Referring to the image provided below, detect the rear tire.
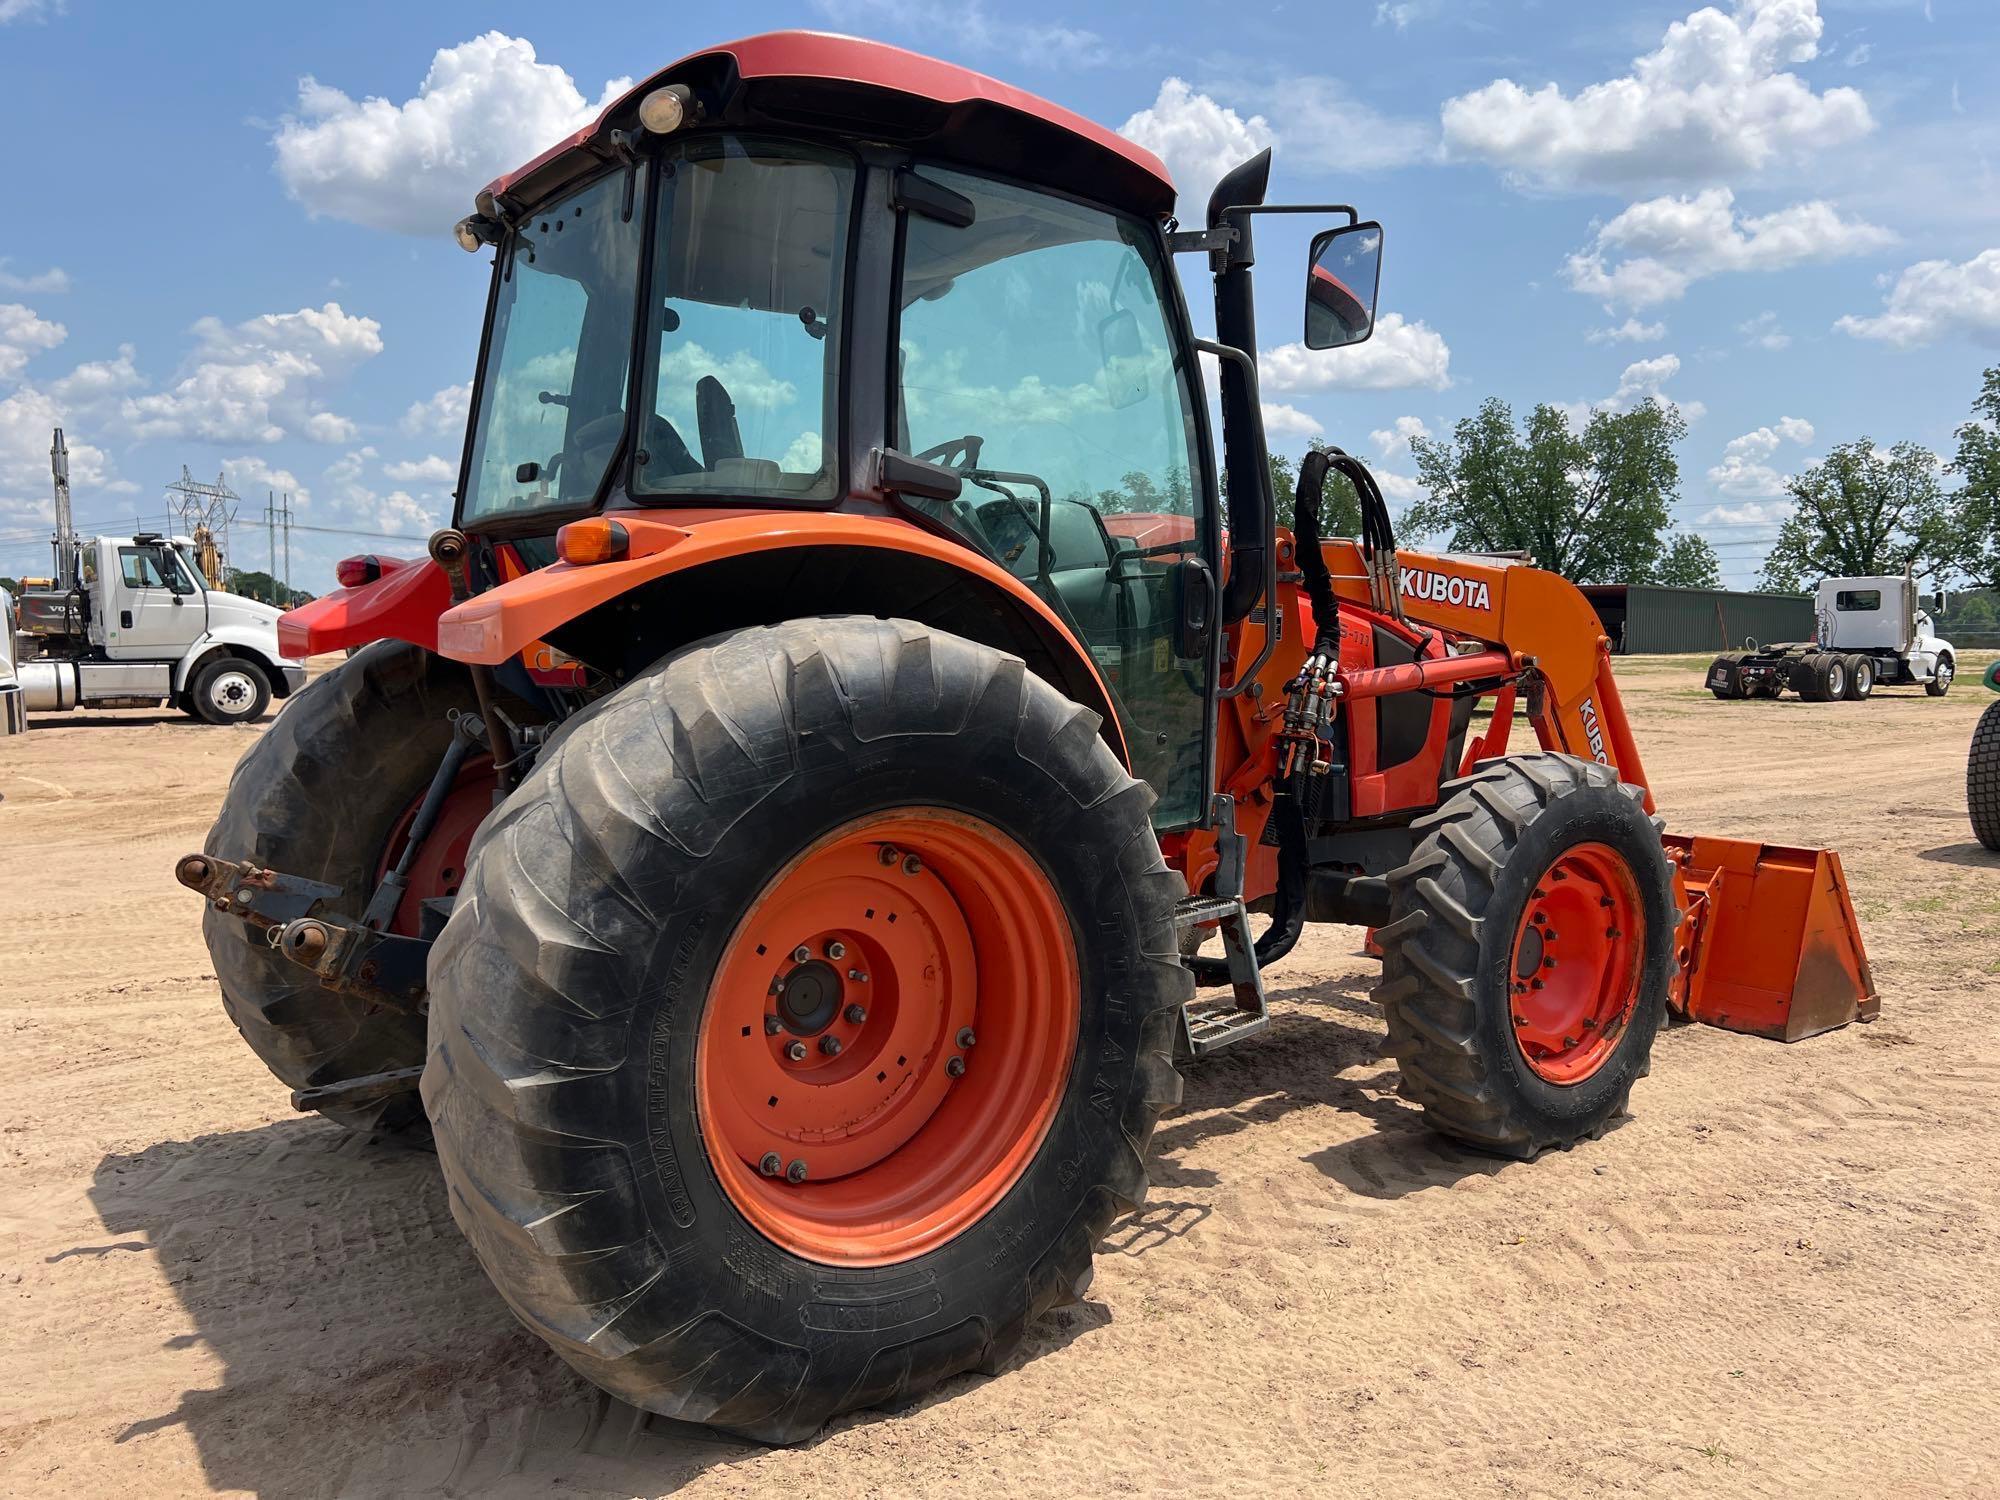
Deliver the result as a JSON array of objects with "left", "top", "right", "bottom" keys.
[
  {"left": 1375, "top": 754, "right": 1674, "bottom": 1159},
  {"left": 1970, "top": 699, "right": 2000, "bottom": 851},
  {"left": 1844, "top": 654, "right": 1874, "bottom": 701},
  {"left": 200, "top": 642, "right": 481, "bottom": 1134},
  {"left": 423, "top": 617, "right": 1188, "bottom": 1443},
  {"left": 1820, "top": 654, "right": 1848, "bottom": 702}
]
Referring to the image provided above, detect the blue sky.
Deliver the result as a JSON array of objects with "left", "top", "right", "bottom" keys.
[{"left": 1, "top": 0, "right": 1995, "bottom": 591}]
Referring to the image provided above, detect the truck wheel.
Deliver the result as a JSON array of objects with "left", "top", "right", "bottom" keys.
[
  {"left": 201, "top": 642, "right": 482, "bottom": 1134},
  {"left": 423, "top": 617, "right": 1188, "bottom": 1443},
  {"left": 1793, "top": 654, "right": 1826, "bottom": 701},
  {"left": 192, "top": 656, "right": 271, "bottom": 724},
  {"left": 1929, "top": 655, "right": 1955, "bottom": 697},
  {"left": 1970, "top": 699, "right": 2000, "bottom": 851},
  {"left": 1844, "top": 655, "right": 1874, "bottom": 701},
  {"left": 1819, "top": 654, "right": 1848, "bottom": 702},
  {"left": 1375, "top": 754, "right": 1674, "bottom": 1159}
]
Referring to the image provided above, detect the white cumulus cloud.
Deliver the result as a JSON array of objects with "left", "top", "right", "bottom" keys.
[
  {"left": 382, "top": 453, "right": 457, "bottom": 485},
  {"left": 1120, "top": 76, "right": 1429, "bottom": 211},
  {"left": 1370, "top": 415, "right": 1433, "bottom": 460},
  {"left": 1707, "top": 416, "right": 1814, "bottom": 496},
  {"left": 118, "top": 302, "right": 380, "bottom": 445},
  {"left": 0, "top": 303, "right": 66, "bottom": 382},
  {"left": 402, "top": 383, "right": 471, "bottom": 437},
  {"left": 1262, "top": 402, "right": 1324, "bottom": 440},
  {"left": 1259, "top": 314, "right": 1453, "bottom": 393},
  {"left": 0, "top": 261, "right": 69, "bottom": 295},
  {"left": 271, "top": 33, "right": 631, "bottom": 235},
  {"left": 1564, "top": 187, "right": 1895, "bottom": 309},
  {"left": 1587, "top": 318, "right": 1667, "bottom": 344},
  {"left": 1835, "top": 248, "right": 2000, "bottom": 348},
  {"left": 1442, "top": 0, "right": 1873, "bottom": 189}
]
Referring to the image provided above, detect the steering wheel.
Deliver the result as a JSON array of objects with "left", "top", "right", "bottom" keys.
[{"left": 914, "top": 434, "right": 984, "bottom": 470}]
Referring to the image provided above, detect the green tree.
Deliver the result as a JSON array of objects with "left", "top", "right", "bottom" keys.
[
  {"left": 1950, "top": 364, "right": 2000, "bottom": 588},
  {"left": 224, "top": 567, "right": 312, "bottom": 607},
  {"left": 1253, "top": 442, "right": 1361, "bottom": 536},
  {"left": 1756, "top": 438, "right": 1959, "bottom": 593},
  {"left": 1656, "top": 532, "right": 1722, "bottom": 589},
  {"left": 1404, "top": 397, "right": 1699, "bottom": 584},
  {"left": 0, "top": 577, "right": 18, "bottom": 598}
]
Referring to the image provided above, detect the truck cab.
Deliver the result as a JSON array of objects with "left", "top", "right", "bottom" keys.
[
  {"left": 1817, "top": 573, "right": 1955, "bottom": 692},
  {"left": 14, "top": 530, "right": 307, "bottom": 724}
]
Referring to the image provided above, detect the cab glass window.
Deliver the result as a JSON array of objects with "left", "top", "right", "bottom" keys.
[
  {"left": 118, "top": 547, "right": 170, "bottom": 590},
  {"left": 1836, "top": 589, "right": 1881, "bottom": 611},
  {"left": 461, "top": 170, "right": 646, "bottom": 525},
  {"left": 634, "top": 138, "right": 855, "bottom": 500},
  {"left": 893, "top": 167, "right": 1210, "bottom": 826}
]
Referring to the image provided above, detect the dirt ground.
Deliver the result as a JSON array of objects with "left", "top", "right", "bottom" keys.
[{"left": 2, "top": 653, "right": 1998, "bottom": 1499}]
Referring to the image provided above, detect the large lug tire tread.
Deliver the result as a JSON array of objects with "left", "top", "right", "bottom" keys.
[
  {"left": 1969, "top": 699, "right": 2000, "bottom": 851},
  {"left": 421, "top": 616, "right": 1189, "bottom": 1444},
  {"left": 200, "top": 642, "right": 481, "bottom": 1135},
  {"left": 1373, "top": 753, "right": 1676, "bottom": 1160}
]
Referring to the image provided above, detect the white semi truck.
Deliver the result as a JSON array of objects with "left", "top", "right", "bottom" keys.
[
  {"left": 1707, "top": 570, "right": 1955, "bottom": 702},
  {"left": 9, "top": 430, "right": 305, "bottom": 727}
]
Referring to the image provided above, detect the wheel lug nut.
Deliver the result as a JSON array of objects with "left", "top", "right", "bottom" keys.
[
  {"left": 827, "top": 940, "right": 846, "bottom": 960},
  {"left": 819, "top": 1035, "right": 842, "bottom": 1056},
  {"left": 759, "top": 1152, "right": 783, "bottom": 1177},
  {"left": 845, "top": 1004, "right": 868, "bottom": 1024},
  {"left": 848, "top": 969, "right": 866, "bottom": 982},
  {"left": 1531, "top": 978, "right": 1545, "bottom": 990},
  {"left": 785, "top": 1040, "right": 808, "bottom": 1062},
  {"left": 957, "top": 1027, "right": 976, "bottom": 1049},
  {"left": 764, "top": 1014, "right": 783, "bottom": 1035},
  {"left": 1532, "top": 912, "right": 1546, "bottom": 926},
  {"left": 792, "top": 945, "right": 811, "bottom": 964},
  {"left": 786, "top": 1159, "right": 809, "bottom": 1183},
  {"left": 1544, "top": 929, "right": 1558, "bottom": 942},
  {"left": 878, "top": 845, "right": 900, "bottom": 866},
  {"left": 946, "top": 1055, "right": 966, "bottom": 1078},
  {"left": 1543, "top": 957, "right": 1558, "bottom": 970},
  {"left": 902, "top": 854, "right": 922, "bottom": 876}
]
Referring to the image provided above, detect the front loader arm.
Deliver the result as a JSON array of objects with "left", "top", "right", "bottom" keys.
[{"left": 1320, "top": 541, "right": 1651, "bottom": 809}]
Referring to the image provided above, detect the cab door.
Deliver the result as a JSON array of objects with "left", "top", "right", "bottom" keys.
[
  {"left": 891, "top": 166, "right": 1217, "bottom": 829},
  {"left": 107, "top": 543, "right": 199, "bottom": 659}
]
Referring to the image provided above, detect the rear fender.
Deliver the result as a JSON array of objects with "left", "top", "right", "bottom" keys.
[
  {"left": 278, "top": 556, "right": 451, "bottom": 657},
  {"left": 436, "top": 512, "right": 1131, "bottom": 765}
]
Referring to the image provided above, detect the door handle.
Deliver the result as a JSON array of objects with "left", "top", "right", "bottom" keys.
[{"left": 121, "top": 610, "right": 133, "bottom": 629}]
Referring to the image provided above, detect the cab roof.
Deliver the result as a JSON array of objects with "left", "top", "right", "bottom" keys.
[{"left": 480, "top": 31, "right": 1176, "bottom": 221}]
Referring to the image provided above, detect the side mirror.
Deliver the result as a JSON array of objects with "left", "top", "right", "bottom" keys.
[
  {"left": 1933, "top": 590, "right": 1949, "bottom": 616},
  {"left": 1098, "top": 308, "right": 1149, "bottom": 411},
  {"left": 1169, "top": 556, "right": 1215, "bottom": 663},
  {"left": 1303, "top": 221, "right": 1383, "bottom": 350}
]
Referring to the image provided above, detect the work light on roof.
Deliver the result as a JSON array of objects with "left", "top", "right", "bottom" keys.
[{"left": 638, "top": 84, "right": 694, "bottom": 135}]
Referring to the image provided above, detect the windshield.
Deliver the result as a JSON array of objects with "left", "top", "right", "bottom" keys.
[
  {"left": 461, "top": 169, "right": 646, "bottom": 526},
  {"left": 635, "top": 137, "right": 854, "bottom": 500}
]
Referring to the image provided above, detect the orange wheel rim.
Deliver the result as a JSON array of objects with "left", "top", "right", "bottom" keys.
[
  {"left": 696, "top": 809, "right": 1080, "bottom": 1266},
  {"left": 1507, "top": 841, "right": 1644, "bottom": 1085}
]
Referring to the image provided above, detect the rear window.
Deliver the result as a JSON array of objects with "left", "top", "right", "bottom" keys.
[{"left": 1835, "top": 589, "right": 1881, "bottom": 611}]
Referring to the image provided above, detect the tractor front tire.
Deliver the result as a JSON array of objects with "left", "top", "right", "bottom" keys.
[
  {"left": 200, "top": 641, "right": 481, "bottom": 1135},
  {"left": 1375, "top": 754, "right": 1675, "bottom": 1159},
  {"left": 423, "top": 617, "right": 1188, "bottom": 1443},
  {"left": 1970, "top": 699, "right": 2000, "bottom": 850}
]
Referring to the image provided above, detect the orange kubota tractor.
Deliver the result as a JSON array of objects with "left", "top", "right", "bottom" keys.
[{"left": 178, "top": 33, "right": 1876, "bottom": 1442}]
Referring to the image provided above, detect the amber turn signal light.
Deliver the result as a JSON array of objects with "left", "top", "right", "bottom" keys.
[{"left": 556, "top": 518, "right": 630, "bottom": 565}]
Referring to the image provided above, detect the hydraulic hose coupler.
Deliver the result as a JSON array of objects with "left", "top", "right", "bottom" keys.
[{"left": 428, "top": 528, "right": 473, "bottom": 605}]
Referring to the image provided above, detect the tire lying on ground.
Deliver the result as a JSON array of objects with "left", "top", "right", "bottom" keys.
[
  {"left": 1375, "top": 754, "right": 1675, "bottom": 1159},
  {"left": 201, "top": 641, "right": 481, "bottom": 1135},
  {"left": 423, "top": 617, "right": 1189, "bottom": 1443},
  {"left": 1970, "top": 698, "right": 2000, "bottom": 851}
]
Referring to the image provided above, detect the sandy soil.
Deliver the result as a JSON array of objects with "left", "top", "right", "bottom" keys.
[{"left": 2, "top": 654, "right": 1997, "bottom": 1499}]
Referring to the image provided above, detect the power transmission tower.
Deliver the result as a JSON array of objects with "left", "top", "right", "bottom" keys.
[{"left": 165, "top": 466, "right": 241, "bottom": 589}]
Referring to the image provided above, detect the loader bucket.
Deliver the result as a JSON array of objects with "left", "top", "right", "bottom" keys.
[{"left": 1662, "top": 834, "right": 1878, "bottom": 1041}]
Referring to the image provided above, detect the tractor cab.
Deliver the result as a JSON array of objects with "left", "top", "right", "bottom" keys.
[{"left": 427, "top": 33, "right": 1380, "bottom": 833}]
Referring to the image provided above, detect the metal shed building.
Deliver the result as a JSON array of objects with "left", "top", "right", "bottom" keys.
[{"left": 1580, "top": 584, "right": 1814, "bottom": 656}]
